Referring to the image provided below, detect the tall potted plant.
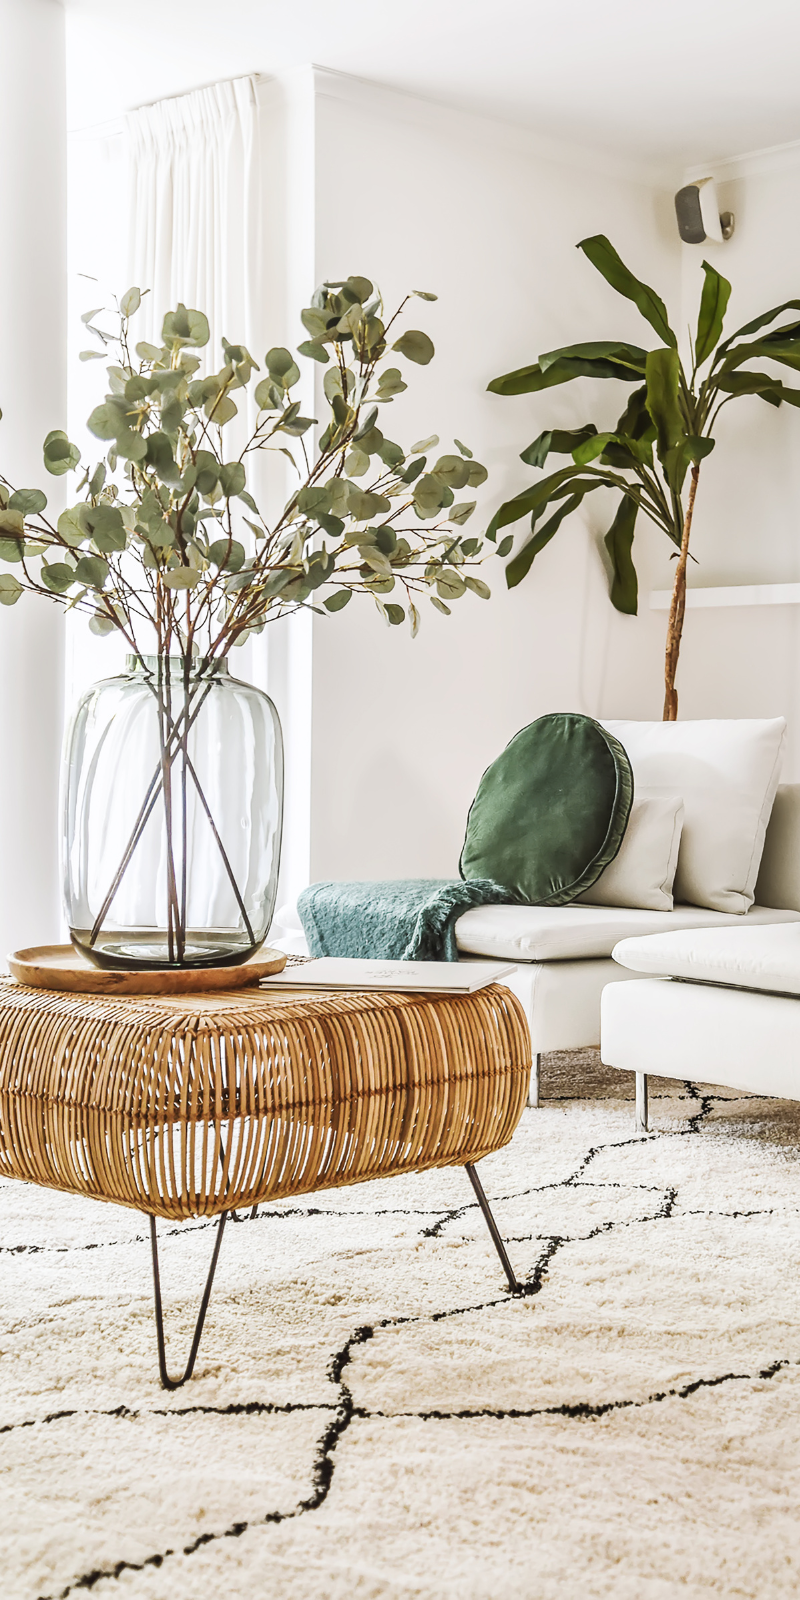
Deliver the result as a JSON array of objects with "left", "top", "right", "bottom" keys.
[
  {"left": 486, "top": 237, "right": 800, "bottom": 718},
  {"left": 0, "top": 276, "right": 491, "bottom": 969}
]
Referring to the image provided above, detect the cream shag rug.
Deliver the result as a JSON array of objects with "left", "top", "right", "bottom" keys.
[{"left": 3, "top": 1051, "right": 800, "bottom": 1600}]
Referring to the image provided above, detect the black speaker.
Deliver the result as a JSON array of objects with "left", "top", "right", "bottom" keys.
[
  {"left": 675, "top": 184, "right": 706, "bottom": 244},
  {"left": 674, "top": 178, "right": 734, "bottom": 244}
]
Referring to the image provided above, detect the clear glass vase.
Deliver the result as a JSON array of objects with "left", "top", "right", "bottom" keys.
[{"left": 63, "top": 655, "right": 283, "bottom": 970}]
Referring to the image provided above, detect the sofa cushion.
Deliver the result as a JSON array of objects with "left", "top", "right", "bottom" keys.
[
  {"left": 460, "top": 712, "right": 633, "bottom": 905},
  {"left": 453, "top": 901, "right": 800, "bottom": 963},
  {"left": 577, "top": 793, "right": 684, "bottom": 912},
  {"left": 601, "top": 718, "right": 786, "bottom": 915},
  {"left": 611, "top": 919, "right": 800, "bottom": 996}
]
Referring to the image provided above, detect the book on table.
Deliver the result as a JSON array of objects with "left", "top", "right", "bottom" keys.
[{"left": 259, "top": 958, "right": 516, "bottom": 994}]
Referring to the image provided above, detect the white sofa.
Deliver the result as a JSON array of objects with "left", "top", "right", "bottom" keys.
[
  {"left": 602, "top": 916, "right": 800, "bottom": 1132},
  {"left": 271, "top": 781, "right": 800, "bottom": 1107}
]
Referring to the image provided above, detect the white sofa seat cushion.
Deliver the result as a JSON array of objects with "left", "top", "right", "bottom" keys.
[
  {"left": 454, "top": 901, "right": 800, "bottom": 963},
  {"left": 602, "top": 718, "right": 786, "bottom": 914},
  {"left": 612, "top": 920, "right": 800, "bottom": 997}
]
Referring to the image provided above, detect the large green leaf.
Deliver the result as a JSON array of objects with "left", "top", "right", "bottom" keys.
[
  {"left": 718, "top": 299, "right": 800, "bottom": 354},
  {"left": 645, "top": 347, "right": 683, "bottom": 466},
  {"left": 488, "top": 351, "right": 644, "bottom": 397},
  {"left": 720, "top": 337, "right": 800, "bottom": 375},
  {"left": 485, "top": 464, "right": 586, "bottom": 539},
  {"left": 578, "top": 235, "right": 677, "bottom": 348},
  {"left": 520, "top": 425, "right": 598, "bottom": 468},
  {"left": 715, "top": 370, "right": 784, "bottom": 406},
  {"left": 603, "top": 495, "right": 638, "bottom": 614},
  {"left": 505, "top": 492, "right": 590, "bottom": 589},
  {"left": 539, "top": 340, "right": 647, "bottom": 375},
  {"left": 695, "top": 261, "right": 732, "bottom": 367}
]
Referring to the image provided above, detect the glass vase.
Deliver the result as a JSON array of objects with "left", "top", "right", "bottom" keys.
[{"left": 63, "top": 655, "right": 283, "bottom": 970}]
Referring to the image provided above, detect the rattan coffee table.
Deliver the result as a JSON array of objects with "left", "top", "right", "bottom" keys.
[{"left": 0, "top": 977, "right": 530, "bottom": 1387}]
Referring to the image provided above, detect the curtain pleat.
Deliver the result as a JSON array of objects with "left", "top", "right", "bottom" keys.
[{"left": 126, "top": 76, "right": 261, "bottom": 367}]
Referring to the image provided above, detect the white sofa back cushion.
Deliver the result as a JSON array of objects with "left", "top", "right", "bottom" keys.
[
  {"left": 576, "top": 792, "right": 684, "bottom": 912},
  {"left": 601, "top": 718, "right": 786, "bottom": 914}
]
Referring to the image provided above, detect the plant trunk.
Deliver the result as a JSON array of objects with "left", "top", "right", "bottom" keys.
[{"left": 662, "top": 462, "right": 700, "bottom": 721}]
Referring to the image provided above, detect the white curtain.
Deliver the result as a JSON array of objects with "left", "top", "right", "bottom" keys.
[{"left": 126, "top": 76, "right": 262, "bottom": 363}]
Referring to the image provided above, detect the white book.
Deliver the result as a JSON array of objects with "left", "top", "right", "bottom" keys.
[{"left": 260, "top": 957, "right": 515, "bottom": 994}]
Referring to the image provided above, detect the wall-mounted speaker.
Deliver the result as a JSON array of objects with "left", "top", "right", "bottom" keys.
[{"left": 675, "top": 177, "right": 734, "bottom": 244}]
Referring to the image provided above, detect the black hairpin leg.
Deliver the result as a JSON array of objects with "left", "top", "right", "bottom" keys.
[
  {"left": 465, "top": 1162, "right": 521, "bottom": 1293},
  {"left": 149, "top": 1210, "right": 229, "bottom": 1390}
]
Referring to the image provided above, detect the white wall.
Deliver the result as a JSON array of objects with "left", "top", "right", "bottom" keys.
[
  {"left": 0, "top": 0, "right": 67, "bottom": 953},
  {"left": 305, "top": 71, "right": 682, "bottom": 882}
]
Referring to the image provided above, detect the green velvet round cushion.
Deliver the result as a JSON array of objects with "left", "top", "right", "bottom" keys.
[{"left": 459, "top": 713, "right": 633, "bottom": 905}]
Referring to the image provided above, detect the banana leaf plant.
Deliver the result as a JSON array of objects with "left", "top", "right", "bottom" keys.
[{"left": 487, "top": 236, "right": 800, "bottom": 718}]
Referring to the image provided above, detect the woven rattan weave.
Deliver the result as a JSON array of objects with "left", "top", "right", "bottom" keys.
[
  {"left": 0, "top": 977, "right": 530, "bottom": 1385},
  {"left": 0, "top": 978, "right": 530, "bottom": 1218}
]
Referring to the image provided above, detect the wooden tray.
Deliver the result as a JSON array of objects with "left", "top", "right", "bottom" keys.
[{"left": 7, "top": 944, "right": 287, "bottom": 996}]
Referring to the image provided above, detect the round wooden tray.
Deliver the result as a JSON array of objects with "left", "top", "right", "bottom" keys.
[{"left": 7, "top": 944, "right": 287, "bottom": 996}]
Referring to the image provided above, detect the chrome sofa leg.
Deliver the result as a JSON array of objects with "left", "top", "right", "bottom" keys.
[
  {"left": 635, "top": 1072, "right": 649, "bottom": 1133},
  {"left": 527, "top": 1053, "right": 540, "bottom": 1108}
]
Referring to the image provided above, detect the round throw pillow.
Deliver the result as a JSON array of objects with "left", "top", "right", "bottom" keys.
[{"left": 459, "top": 713, "right": 633, "bottom": 905}]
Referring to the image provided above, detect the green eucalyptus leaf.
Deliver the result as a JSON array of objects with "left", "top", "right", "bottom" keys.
[
  {"left": 430, "top": 595, "right": 451, "bottom": 615},
  {"left": 206, "top": 392, "right": 238, "bottom": 426},
  {"left": 0, "top": 573, "right": 23, "bottom": 605},
  {"left": 448, "top": 501, "right": 476, "bottom": 525},
  {"left": 297, "top": 340, "right": 329, "bottom": 364},
  {"left": 399, "top": 456, "right": 426, "bottom": 485},
  {"left": 57, "top": 506, "right": 89, "bottom": 547},
  {"left": 464, "top": 576, "right": 490, "bottom": 599},
  {"left": 376, "top": 367, "right": 407, "bottom": 398},
  {"left": 145, "top": 431, "right": 181, "bottom": 484},
  {"left": 89, "top": 463, "right": 106, "bottom": 499},
  {"left": 346, "top": 486, "right": 391, "bottom": 520},
  {"left": 392, "top": 329, "right": 434, "bottom": 365},
  {"left": 466, "top": 461, "right": 488, "bottom": 488},
  {"left": 208, "top": 537, "right": 245, "bottom": 572},
  {"left": 89, "top": 611, "right": 116, "bottom": 635},
  {"left": 218, "top": 461, "right": 246, "bottom": 497},
  {"left": 85, "top": 504, "right": 126, "bottom": 552},
  {"left": 162, "top": 305, "right": 210, "bottom": 349},
  {"left": 432, "top": 454, "right": 469, "bottom": 489},
  {"left": 345, "top": 449, "right": 370, "bottom": 478},
  {"left": 74, "top": 554, "right": 109, "bottom": 589},
  {"left": 454, "top": 438, "right": 473, "bottom": 458},
  {"left": 8, "top": 488, "right": 47, "bottom": 516},
  {"left": 412, "top": 290, "right": 437, "bottom": 302},
  {"left": 162, "top": 565, "right": 203, "bottom": 589},
  {"left": 43, "top": 430, "right": 81, "bottom": 476},
  {"left": 120, "top": 286, "right": 142, "bottom": 317},
  {"left": 497, "top": 535, "right": 513, "bottom": 557},
  {"left": 385, "top": 603, "right": 405, "bottom": 624},
  {"left": 79, "top": 350, "right": 105, "bottom": 362},
  {"left": 41, "top": 561, "right": 76, "bottom": 593},
  {"left": 266, "top": 347, "right": 301, "bottom": 388}
]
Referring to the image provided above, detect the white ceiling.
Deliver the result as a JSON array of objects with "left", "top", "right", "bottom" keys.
[{"left": 64, "top": 0, "right": 800, "bottom": 174}]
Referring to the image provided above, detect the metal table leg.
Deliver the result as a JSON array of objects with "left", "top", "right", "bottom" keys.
[{"left": 149, "top": 1211, "right": 229, "bottom": 1390}]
